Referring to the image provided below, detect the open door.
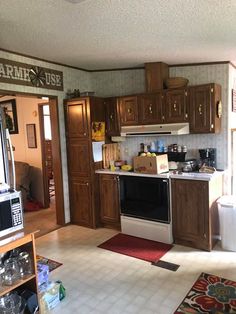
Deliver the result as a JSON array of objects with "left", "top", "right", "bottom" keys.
[{"left": 39, "top": 97, "right": 65, "bottom": 225}]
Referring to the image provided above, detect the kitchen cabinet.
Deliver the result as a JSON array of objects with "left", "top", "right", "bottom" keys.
[
  {"left": 65, "top": 98, "right": 89, "bottom": 138},
  {"left": 0, "top": 232, "right": 39, "bottom": 307},
  {"left": 99, "top": 174, "right": 120, "bottom": 229},
  {"left": 70, "top": 177, "right": 93, "bottom": 227},
  {"left": 145, "top": 62, "right": 169, "bottom": 92},
  {"left": 139, "top": 93, "right": 163, "bottom": 124},
  {"left": 164, "top": 88, "right": 188, "bottom": 123},
  {"left": 104, "top": 97, "right": 120, "bottom": 136},
  {"left": 119, "top": 96, "right": 139, "bottom": 126},
  {"left": 64, "top": 97, "right": 105, "bottom": 228},
  {"left": 189, "top": 83, "right": 222, "bottom": 133},
  {"left": 171, "top": 175, "right": 223, "bottom": 251},
  {"left": 67, "top": 139, "right": 91, "bottom": 177}
]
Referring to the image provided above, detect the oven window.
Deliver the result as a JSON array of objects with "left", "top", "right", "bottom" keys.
[
  {"left": 120, "top": 176, "right": 170, "bottom": 223},
  {"left": 0, "top": 199, "right": 13, "bottom": 230}
]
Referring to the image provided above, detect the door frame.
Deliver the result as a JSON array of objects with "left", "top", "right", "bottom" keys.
[
  {"left": 38, "top": 102, "right": 50, "bottom": 209},
  {"left": 0, "top": 89, "right": 65, "bottom": 225}
]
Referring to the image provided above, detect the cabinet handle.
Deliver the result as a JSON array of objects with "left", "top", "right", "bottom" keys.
[
  {"left": 86, "top": 182, "right": 89, "bottom": 186},
  {"left": 185, "top": 113, "right": 188, "bottom": 119},
  {"left": 127, "top": 108, "right": 132, "bottom": 114},
  {"left": 185, "top": 91, "right": 188, "bottom": 96},
  {"left": 162, "top": 115, "right": 165, "bottom": 121},
  {"left": 84, "top": 132, "right": 87, "bottom": 136},
  {"left": 211, "top": 124, "right": 214, "bottom": 129},
  {"left": 198, "top": 104, "right": 202, "bottom": 115},
  {"left": 173, "top": 103, "right": 177, "bottom": 111},
  {"left": 149, "top": 104, "right": 153, "bottom": 114},
  {"left": 203, "top": 233, "right": 206, "bottom": 239},
  {"left": 110, "top": 114, "right": 113, "bottom": 120}
]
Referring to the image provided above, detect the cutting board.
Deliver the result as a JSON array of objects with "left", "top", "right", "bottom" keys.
[{"left": 102, "top": 143, "right": 120, "bottom": 169}]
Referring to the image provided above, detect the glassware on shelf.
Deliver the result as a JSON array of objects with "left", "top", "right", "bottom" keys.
[
  {"left": 0, "top": 293, "right": 26, "bottom": 314},
  {"left": 3, "top": 258, "right": 20, "bottom": 286},
  {"left": 0, "top": 265, "right": 5, "bottom": 287},
  {"left": 18, "top": 252, "right": 33, "bottom": 278}
]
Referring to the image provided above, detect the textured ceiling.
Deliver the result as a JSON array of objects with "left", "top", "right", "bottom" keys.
[{"left": 0, "top": 0, "right": 236, "bottom": 70}]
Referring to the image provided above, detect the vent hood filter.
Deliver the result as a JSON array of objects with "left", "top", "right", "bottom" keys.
[{"left": 120, "top": 123, "right": 189, "bottom": 137}]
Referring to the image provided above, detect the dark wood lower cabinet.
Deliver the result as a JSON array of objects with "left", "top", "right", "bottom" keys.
[
  {"left": 70, "top": 177, "right": 93, "bottom": 228},
  {"left": 99, "top": 174, "right": 120, "bottom": 229},
  {"left": 171, "top": 176, "right": 223, "bottom": 251}
]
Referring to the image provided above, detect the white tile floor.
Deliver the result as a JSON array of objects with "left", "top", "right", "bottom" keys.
[{"left": 36, "top": 225, "right": 236, "bottom": 314}]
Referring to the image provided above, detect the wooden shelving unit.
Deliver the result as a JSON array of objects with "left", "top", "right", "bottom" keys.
[{"left": 0, "top": 232, "right": 39, "bottom": 307}]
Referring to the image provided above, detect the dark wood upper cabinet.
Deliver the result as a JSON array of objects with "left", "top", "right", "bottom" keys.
[
  {"left": 65, "top": 98, "right": 89, "bottom": 138},
  {"left": 139, "top": 93, "right": 163, "bottom": 124},
  {"left": 164, "top": 89, "right": 188, "bottom": 123},
  {"left": 189, "top": 83, "right": 222, "bottom": 133},
  {"left": 99, "top": 174, "right": 120, "bottom": 228},
  {"left": 105, "top": 97, "right": 120, "bottom": 136},
  {"left": 119, "top": 96, "right": 139, "bottom": 126},
  {"left": 145, "top": 62, "right": 169, "bottom": 92}
]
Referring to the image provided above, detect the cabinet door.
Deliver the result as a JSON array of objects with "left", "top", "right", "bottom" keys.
[
  {"left": 189, "top": 85, "right": 212, "bottom": 133},
  {"left": 70, "top": 177, "right": 93, "bottom": 227},
  {"left": 99, "top": 174, "right": 120, "bottom": 226},
  {"left": 172, "top": 179, "right": 209, "bottom": 250},
  {"left": 165, "top": 89, "right": 188, "bottom": 123},
  {"left": 119, "top": 96, "right": 139, "bottom": 126},
  {"left": 67, "top": 139, "right": 91, "bottom": 177},
  {"left": 65, "top": 99, "right": 89, "bottom": 138},
  {"left": 105, "top": 98, "right": 120, "bottom": 136},
  {"left": 139, "top": 93, "right": 163, "bottom": 124}
]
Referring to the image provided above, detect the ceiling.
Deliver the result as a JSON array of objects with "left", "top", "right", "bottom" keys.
[{"left": 1, "top": 0, "right": 236, "bottom": 70}]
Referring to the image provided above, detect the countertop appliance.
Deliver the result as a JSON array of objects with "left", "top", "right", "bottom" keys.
[
  {"left": 199, "top": 148, "right": 216, "bottom": 168},
  {"left": 0, "top": 108, "right": 23, "bottom": 237}
]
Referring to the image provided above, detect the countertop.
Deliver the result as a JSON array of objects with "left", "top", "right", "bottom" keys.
[{"left": 95, "top": 169, "right": 224, "bottom": 181}]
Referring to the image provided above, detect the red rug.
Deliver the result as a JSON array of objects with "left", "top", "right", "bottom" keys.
[
  {"left": 98, "top": 233, "right": 172, "bottom": 262},
  {"left": 175, "top": 272, "right": 236, "bottom": 313}
]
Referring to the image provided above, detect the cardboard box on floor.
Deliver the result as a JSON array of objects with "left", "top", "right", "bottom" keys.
[{"left": 133, "top": 154, "right": 169, "bottom": 174}]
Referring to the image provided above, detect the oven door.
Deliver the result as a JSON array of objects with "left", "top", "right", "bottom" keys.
[{"left": 120, "top": 176, "right": 170, "bottom": 223}]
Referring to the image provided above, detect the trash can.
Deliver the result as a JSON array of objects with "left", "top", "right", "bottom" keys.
[{"left": 217, "top": 195, "right": 236, "bottom": 251}]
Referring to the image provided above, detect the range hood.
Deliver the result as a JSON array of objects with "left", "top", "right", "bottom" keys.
[{"left": 120, "top": 122, "right": 189, "bottom": 137}]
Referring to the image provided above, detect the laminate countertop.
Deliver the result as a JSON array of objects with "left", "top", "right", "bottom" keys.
[{"left": 95, "top": 169, "right": 225, "bottom": 181}]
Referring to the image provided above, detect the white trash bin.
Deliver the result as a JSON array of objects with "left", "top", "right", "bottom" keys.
[{"left": 217, "top": 195, "right": 236, "bottom": 251}]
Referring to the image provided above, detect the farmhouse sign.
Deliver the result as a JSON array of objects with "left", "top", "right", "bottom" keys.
[{"left": 0, "top": 58, "right": 63, "bottom": 91}]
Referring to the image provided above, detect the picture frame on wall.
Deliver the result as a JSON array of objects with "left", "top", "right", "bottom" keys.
[
  {"left": 26, "top": 124, "right": 37, "bottom": 148},
  {"left": 0, "top": 99, "right": 19, "bottom": 134},
  {"left": 232, "top": 89, "right": 236, "bottom": 113}
]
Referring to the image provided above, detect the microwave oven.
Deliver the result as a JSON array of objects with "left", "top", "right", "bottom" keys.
[{"left": 0, "top": 190, "right": 23, "bottom": 238}]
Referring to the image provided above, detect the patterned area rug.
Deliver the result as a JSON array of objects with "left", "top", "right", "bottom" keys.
[
  {"left": 175, "top": 272, "right": 236, "bottom": 313},
  {"left": 36, "top": 255, "right": 63, "bottom": 272}
]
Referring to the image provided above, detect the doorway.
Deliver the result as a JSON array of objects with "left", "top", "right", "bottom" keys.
[
  {"left": 232, "top": 130, "right": 236, "bottom": 195},
  {"left": 0, "top": 91, "right": 65, "bottom": 237}
]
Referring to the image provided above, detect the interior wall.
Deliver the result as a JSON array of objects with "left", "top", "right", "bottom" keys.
[
  {"left": 0, "top": 50, "right": 92, "bottom": 223},
  {"left": 0, "top": 95, "right": 48, "bottom": 203}
]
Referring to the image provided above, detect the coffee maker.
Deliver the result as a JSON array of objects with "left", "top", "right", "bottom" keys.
[{"left": 199, "top": 148, "right": 216, "bottom": 168}]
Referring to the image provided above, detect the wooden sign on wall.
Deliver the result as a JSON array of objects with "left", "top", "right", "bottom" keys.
[{"left": 0, "top": 58, "right": 63, "bottom": 91}]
